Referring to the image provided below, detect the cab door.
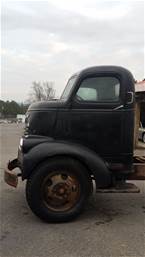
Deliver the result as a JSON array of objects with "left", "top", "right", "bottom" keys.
[{"left": 69, "top": 74, "right": 125, "bottom": 159}]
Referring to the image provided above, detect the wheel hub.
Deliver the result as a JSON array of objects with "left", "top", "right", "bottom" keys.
[{"left": 42, "top": 172, "right": 80, "bottom": 212}]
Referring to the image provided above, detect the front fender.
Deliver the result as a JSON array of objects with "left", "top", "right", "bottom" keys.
[{"left": 20, "top": 138, "right": 111, "bottom": 188}]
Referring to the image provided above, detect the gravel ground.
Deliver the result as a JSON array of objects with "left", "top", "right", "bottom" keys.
[{"left": 0, "top": 123, "right": 145, "bottom": 257}]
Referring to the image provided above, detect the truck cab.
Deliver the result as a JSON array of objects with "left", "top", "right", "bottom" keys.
[{"left": 5, "top": 66, "right": 145, "bottom": 222}]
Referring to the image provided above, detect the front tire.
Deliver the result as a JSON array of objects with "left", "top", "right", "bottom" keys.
[{"left": 26, "top": 157, "right": 92, "bottom": 222}]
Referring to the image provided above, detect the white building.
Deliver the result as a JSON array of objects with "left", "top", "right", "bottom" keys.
[{"left": 17, "top": 114, "right": 25, "bottom": 123}]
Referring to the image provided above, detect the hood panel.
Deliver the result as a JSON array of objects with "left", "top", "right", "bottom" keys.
[
  {"left": 26, "top": 100, "right": 68, "bottom": 137},
  {"left": 28, "top": 99, "right": 67, "bottom": 111},
  {"left": 26, "top": 110, "right": 57, "bottom": 137}
]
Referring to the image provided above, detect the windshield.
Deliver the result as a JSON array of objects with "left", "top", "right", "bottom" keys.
[{"left": 61, "top": 76, "right": 77, "bottom": 100}]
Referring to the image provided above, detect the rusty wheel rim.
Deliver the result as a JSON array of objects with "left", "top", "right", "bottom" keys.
[{"left": 41, "top": 171, "right": 80, "bottom": 212}]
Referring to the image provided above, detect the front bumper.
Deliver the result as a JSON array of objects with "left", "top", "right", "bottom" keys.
[{"left": 4, "top": 159, "right": 21, "bottom": 188}]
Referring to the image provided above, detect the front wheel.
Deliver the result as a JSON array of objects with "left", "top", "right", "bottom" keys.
[{"left": 26, "top": 157, "right": 92, "bottom": 222}]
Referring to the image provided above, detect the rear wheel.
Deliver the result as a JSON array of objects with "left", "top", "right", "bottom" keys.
[{"left": 26, "top": 157, "right": 92, "bottom": 222}]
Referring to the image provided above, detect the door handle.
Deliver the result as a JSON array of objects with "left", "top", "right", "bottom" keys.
[{"left": 114, "top": 105, "right": 124, "bottom": 110}]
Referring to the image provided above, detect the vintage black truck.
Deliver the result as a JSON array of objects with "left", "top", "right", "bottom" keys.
[{"left": 4, "top": 66, "right": 145, "bottom": 222}]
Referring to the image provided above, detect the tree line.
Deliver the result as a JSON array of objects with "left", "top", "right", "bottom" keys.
[{"left": 0, "top": 100, "right": 28, "bottom": 118}]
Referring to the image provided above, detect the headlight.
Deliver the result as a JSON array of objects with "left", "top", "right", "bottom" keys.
[{"left": 20, "top": 138, "right": 23, "bottom": 148}]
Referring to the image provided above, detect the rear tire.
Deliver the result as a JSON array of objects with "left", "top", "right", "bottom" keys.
[{"left": 26, "top": 157, "right": 92, "bottom": 222}]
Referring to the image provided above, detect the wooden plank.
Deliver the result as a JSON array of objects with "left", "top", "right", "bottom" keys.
[{"left": 128, "top": 163, "right": 145, "bottom": 180}]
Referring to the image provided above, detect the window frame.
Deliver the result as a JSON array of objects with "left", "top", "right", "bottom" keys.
[
  {"left": 61, "top": 75, "right": 78, "bottom": 100},
  {"left": 71, "top": 72, "right": 124, "bottom": 109}
]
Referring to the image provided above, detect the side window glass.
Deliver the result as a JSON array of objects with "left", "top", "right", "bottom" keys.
[
  {"left": 77, "top": 88, "right": 97, "bottom": 101},
  {"left": 76, "top": 77, "right": 120, "bottom": 102}
]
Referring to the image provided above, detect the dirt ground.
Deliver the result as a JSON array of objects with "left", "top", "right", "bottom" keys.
[{"left": 0, "top": 124, "right": 145, "bottom": 257}]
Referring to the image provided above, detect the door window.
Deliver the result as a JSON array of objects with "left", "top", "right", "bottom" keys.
[{"left": 76, "top": 77, "right": 120, "bottom": 102}]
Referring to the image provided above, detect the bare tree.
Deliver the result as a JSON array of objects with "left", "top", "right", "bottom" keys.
[
  {"left": 29, "top": 81, "right": 55, "bottom": 102},
  {"left": 42, "top": 81, "right": 55, "bottom": 100}
]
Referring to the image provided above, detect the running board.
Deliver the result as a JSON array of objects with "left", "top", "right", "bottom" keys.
[{"left": 96, "top": 183, "right": 140, "bottom": 193}]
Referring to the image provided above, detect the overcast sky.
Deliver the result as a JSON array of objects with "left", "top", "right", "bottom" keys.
[{"left": 1, "top": 0, "right": 144, "bottom": 102}]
